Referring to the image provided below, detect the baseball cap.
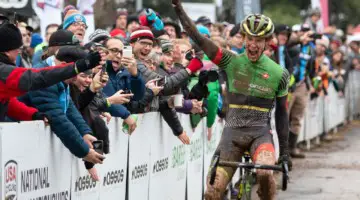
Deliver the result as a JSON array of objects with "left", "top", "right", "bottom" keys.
[
  {"left": 48, "top": 30, "right": 80, "bottom": 47},
  {"left": 196, "top": 16, "right": 212, "bottom": 26}
]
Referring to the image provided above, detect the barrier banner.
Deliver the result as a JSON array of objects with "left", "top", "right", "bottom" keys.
[
  {"left": 71, "top": 156, "right": 100, "bottom": 200},
  {"left": 148, "top": 114, "right": 171, "bottom": 200},
  {"left": 98, "top": 118, "right": 128, "bottom": 200},
  {"left": 203, "top": 118, "right": 223, "bottom": 193},
  {"left": 128, "top": 113, "right": 152, "bottom": 200},
  {"left": 186, "top": 119, "right": 204, "bottom": 200},
  {"left": 1, "top": 122, "right": 72, "bottom": 200},
  {"left": 166, "top": 114, "right": 187, "bottom": 200}
]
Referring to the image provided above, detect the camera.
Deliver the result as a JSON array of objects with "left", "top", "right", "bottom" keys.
[
  {"left": 185, "top": 50, "right": 194, "bottom": 61},
  {"left": 122, "top": 89, "right": 132, "bottom": 94},
  {"left": 310, "top": 33, "right": 322, "bottom": 40}
]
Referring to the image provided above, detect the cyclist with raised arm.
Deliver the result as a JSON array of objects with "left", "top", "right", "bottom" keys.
[{"left": 172, "top": 1, "right": 290, "bottom": 199}]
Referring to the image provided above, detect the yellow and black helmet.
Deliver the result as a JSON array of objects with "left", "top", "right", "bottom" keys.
[{"left": 240, "top": 14, "right": 274, "bottom": 38}]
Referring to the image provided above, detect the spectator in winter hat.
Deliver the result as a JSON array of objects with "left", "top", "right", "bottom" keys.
[
  {"left": 126, "top": 15, "right": 140, "bottom": 34},
  {"left": 160, "top": 39, "right": 174, "bottom": 71},
  {"left": 88, "top": 29, "right": 110, "bottom": 44},
  {"left": 115, "top": 8, "right": 128, "bottom": 31},
  {"left": 0, "top": 19, "right": 104, "bottom": 122},
  {"left": 63, "top": 8, "right": 87, "bottom": 42},
  {"left": 31, "top": 33, "right": 43, "bottom": 49},
  {"left": 130, "top": 26, "right": 155, "bottom": 61}
]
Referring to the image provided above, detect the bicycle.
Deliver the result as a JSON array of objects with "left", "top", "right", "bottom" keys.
[{"left": 209, "top": 150, "right": 289, "bottom": 200}]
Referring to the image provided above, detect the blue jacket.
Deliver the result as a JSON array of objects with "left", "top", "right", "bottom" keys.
[
  {"left": 102, "top": 65, "right": 145, "bottom": 118},
  {"left": 27, "top": 81, "right": 91, "bottom": 158},
  {"left": 32, "top": 48, "right": 44, "bottom": 66}
]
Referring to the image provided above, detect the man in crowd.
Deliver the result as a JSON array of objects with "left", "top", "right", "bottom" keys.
[
  {"left": 34, "top": 30, "right": 80, "bottom": 69},
  {"left": 287, "top": 24, "right": 315, "bottom": 159},
  {"left": 26, "top": 46, "right": 105, "bottom": 164},
  {"left": 0, "top": 16, "right": 105, "bottom": 122},
  {"left": 17, "top": 22, "right": 33, "bottom": 68},
  {"left": 62, "top": 8, "right": 88, "bottom": 43},
  {"left": 114, "top": 8, "right": 128, "bottom": 32},
  {"left": 32, "top": 23, "right": 59, "bottom": 65}
]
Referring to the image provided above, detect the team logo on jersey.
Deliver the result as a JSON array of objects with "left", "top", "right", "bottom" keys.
[
  {"left": 262, "top": 73, "right": 269, "bottom": 79},
  {"left": 4, "top": 160, "right": 18, "bottom": 200}
]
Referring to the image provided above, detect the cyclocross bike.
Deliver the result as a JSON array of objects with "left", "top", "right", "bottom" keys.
[{"left": 209, "top": 151, "right": 289, "bottom": 200}]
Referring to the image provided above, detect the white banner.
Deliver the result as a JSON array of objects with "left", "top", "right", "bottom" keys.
[
  {"left": 98, "top": 118, "right": 128, "bottom": 200},
  {"left": 1, "top": 121, "right": 72, "bottom": 200},
  {"left": 71, "top": 158, "right": 100, "bottom": 200},
  {"left": 186, "top": 119, "right": 204, "bottom": 200},
  {"left": 203, "top": 118, "right": 222, "bottom": 194},
  {"left": 128, "top": 114, "right": 152, "bottom": 200},
  {"left": 148, "top": 113, "right": 171, "bottom": 200},
  {"left": 166, "top": 114, "right": 187, "bottom": 200}
]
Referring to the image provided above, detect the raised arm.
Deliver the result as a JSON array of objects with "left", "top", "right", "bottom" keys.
[{"left": 172, "top": 0, "right": 219, "bottom": 60}]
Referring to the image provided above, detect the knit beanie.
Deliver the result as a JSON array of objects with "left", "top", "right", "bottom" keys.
[
  {"left": 0, "top": 21, "right": 23, "bottom": 52},
  {"left": 30, "top": 33, "right": 43, "bottom": 48},
  {"left": 63, "top": 9, "right": 87, "bottom": 30},
  {"left": 89, "top": 29, "right": 110, "bottom": 43},
  {"left": 160, "top": 39, "right": 173, "bottom": 53},
  {"left": 130, "top": 26, "right": 154, "bottom": 42},
  {"left": 116, "top": 8, "right": 128, "bottom": 18},
  {"left": 196, "top": 25, "right": 210, "bottom": 38},
  {"left": 110, "top": 28, "right": 126, "bottom": 38}
]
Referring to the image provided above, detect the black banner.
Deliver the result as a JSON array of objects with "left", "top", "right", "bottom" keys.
[{"left": 0, "top": 0, "right": 34, "bottom": 17}]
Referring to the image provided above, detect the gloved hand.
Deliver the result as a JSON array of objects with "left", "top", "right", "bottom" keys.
[
  {"left": 32, "top": 112, "right": 47, "bottom": 120},
  {"left": 75, "top": 51, "right": 102, "bottom": 73},
  {"left": 32, "top": 112, "right": 50, "bottom": 125},
  {"left": 279, "top": 154, "right": 292, "bottom": 171},
  {"left": 186, "top": 57, "right": 203, "bottom": 73}
]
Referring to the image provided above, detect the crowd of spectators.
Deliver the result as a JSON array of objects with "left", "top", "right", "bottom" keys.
[{"left": 0, "top": 5, "right": 359, "bottom": 181}]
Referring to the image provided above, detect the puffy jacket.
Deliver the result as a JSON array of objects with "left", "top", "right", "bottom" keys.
[
  {"left": 0, "top": 53, "right": 80, "bottom": 121},
  {"left": 27, "top": 82, "right": 91, "bottom": 158},
  {"left": 137, "top": 60, "right": 190, "bottom": 95},
  {"left": 103, "top": 65, "right": 145, "bottom": 101}
]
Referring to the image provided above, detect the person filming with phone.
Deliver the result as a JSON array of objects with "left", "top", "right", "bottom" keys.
[{"left": 101, "top": 37, "right": 148, "bottom": 134}]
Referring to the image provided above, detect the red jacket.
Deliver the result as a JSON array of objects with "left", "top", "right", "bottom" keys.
[{"left": 0, "top": 56, "right": 76, "bottom": 121}]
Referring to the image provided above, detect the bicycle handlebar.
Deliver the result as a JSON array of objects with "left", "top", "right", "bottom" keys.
[
  {"left": 218, "top": 161, "right": 283, "bottom": 171},
  {"left": 209, "top": 151, "right": 289, "bottom": 191}
]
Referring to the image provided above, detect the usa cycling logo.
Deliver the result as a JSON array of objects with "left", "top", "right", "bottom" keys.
[{"left": 4, "top": 160, "right": 18, "bottom": 200}]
